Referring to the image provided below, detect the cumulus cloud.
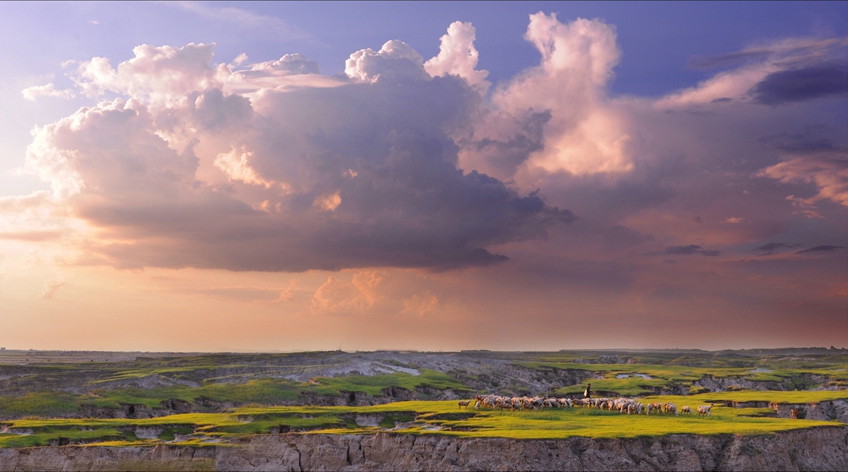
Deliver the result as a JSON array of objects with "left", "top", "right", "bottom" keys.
[
  {"left": 307, "top": 271, "right": 382, "bottom": 316},
  {"left": 24, "top": 40, "right": 573, "bottom": 272},
  {"left": 401, "top": 291, "right": 441, "bottom": 317},
  {"left": 473, "top": 13, "right": 631, "bottom": 177},
  {"left": 13, "top": 14, "right": 846, "bottom": 296},
  {"left": 345, "top": 40, "right": 429, "bottom": 83},
  {"left": 72, "top": 43, "right": 229, "bottom": 105},
  {"left": 424, "top": 21, "right": 490, "bottom": 92},
  {"left": 22, "top": 83, "right": 75, "bottom": 101},
  {"left": 214, "top": 146, "right": 272, "bottom": 187}
]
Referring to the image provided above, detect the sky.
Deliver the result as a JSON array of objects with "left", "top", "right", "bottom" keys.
[{"left": 0, "top": 2, "right": 846, "bottom": 352}]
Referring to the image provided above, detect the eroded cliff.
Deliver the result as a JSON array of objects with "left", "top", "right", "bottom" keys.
[{"left": 1, "top": 426, "right": 846, "bottom": 471}]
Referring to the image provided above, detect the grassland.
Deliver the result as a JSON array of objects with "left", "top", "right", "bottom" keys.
[
  {"left": 0, "top": 369, "right": 469, "bottom": 419},
  {"left": 526, "top": 358, "right": 848, "bottom": 397},
  {"left": 1, "top": 395, "right": 844, "bottom": 448},
  {"left": 1, "top": 348, "right": 845, "bottom": 448}
]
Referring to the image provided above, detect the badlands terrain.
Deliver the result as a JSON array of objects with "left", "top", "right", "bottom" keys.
[{"left": 0, "top": 348, "right": 846, "bottom": 470}]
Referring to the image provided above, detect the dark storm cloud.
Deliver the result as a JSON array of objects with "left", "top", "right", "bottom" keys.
[
  {"left": 645, "top": 245, "right": 720, "bottom": 257},
  {"left": 760, "top": 126, "right": 847, "bottom": 155},
  {"left": 470, "top": 110, "right": 551, "bottom": 178},
  {"left": 795, "top": 245, "right": 845, "bottom": 255},
  {"left": 753, "top": 242, "right": 801, "bottom": 255},
  {"left": 688, "top": 37, "right": 848, "bottom": 72},
  {"left": 750, "top": 63, "right": 848, "bottom": 105}
]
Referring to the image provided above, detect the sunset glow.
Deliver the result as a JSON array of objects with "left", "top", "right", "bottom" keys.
[{"left": 1, "top": 2, "right": 845, "bottom": 351}]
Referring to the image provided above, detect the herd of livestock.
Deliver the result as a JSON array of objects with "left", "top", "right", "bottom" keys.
[{"left": 460, "top": 394, "right": 715, "bottom": 417}]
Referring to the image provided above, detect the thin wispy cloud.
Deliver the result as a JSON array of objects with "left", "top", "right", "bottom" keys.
[{"left": 174, "top": 2, "right": 310, "bottom": 41}]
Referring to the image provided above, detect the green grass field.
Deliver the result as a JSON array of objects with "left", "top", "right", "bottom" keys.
[
  {"left": 1, "top": 349, "right": 845, "bottom": 448},
  {"left": 2, "top": 393, "right": 844, "bottom": 448},
  {"left": 0, "top": 369, "right": 469, "bottom": 418}
]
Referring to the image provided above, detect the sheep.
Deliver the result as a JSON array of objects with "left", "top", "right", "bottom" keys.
[
  {"left": 497, "top": 398, "right": 514, "bottom": 411},
  {"left": 663, "top": 403, "right": 678, "bottom": 416},
  {"left": 511, "top": 397, "right": 524, "bottom": 410},
  {"left": 680, "top": 405, "right": 692, "bottom": 415},
  {"left": 647, "top": 402, "right": 663, "bottom": 415},
  {"left": 458, "top": 400, "right": 471, "bottom": 410},
  {"left": 790, "top": 408, "right": 800, "bottom": 419},
  {"left": 697, "top": 403, "right": 714, "bottom": 417}
]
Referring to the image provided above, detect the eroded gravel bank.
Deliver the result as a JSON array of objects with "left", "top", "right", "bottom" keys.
[{"left": 1, "top": 426, "right": 846, "bottom": 471}]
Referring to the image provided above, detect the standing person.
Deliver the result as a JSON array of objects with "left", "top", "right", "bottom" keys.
[{"left": 584, "top": 383, "right": 592, "bottom": 399}]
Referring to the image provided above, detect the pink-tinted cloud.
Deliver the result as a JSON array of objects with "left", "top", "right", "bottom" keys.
[
  {"left": 657, "top": 37, "right": 848, "bottom": 108},
  {"left": 758, "top": 155, "right": 848, "bottom": 211},
  {"left": 480, "top": 14, "right": 631, "bottom": 178},
  {"left": 424, "top": 21, "right": 490, "bottom": 92},
  {"left": 22, "top": 83, "right": 75, "bottom": 101},
  {"left": 25, "top": 41, "right": 572, "bottom": 272},
  {"left": 71, "top": 43, "right": 229, "bottom": 105},
  {"left": 40, "top": 276, "right": 65, "bottom": 299}
]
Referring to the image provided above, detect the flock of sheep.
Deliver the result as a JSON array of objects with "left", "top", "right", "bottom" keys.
[{"left": 460, "top": 394, "right": 715, "bottom": 417}]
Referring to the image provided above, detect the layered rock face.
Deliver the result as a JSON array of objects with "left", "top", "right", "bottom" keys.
[{"left": 1, "top": 427, "right": 846, "bottom": 471}]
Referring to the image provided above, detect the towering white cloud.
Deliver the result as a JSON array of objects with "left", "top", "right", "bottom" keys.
[
  {"left": 72, "top": 43, "right": 229, "bottom": 106},
  {"left": 456, "top": 14, "right": 632, "bottom": 179},
  {"left": 424, "top": 21, "right": 490, "bottom": 92},
  {"left": 345, "top": 40, "right": 429, "bottom": 83}
]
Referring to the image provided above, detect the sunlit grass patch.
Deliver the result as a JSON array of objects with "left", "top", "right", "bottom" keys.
[
  {"left": 0, "top": 392, "right": 82, "bottom": 418},
  {"left": 0, "top": 427, "right": 124, "bottom": 448},
  {"left": 0, "top": 396, "right": 843, "bottom": 447},
  {"left": 555, "top": 377, "right": 670, "bottom": 397},
  {"left": 643, "top": 390, "right": 848, "bottom": 405},
  {"left": 303, "top": 369, "right": 470, "bottom": 397}
]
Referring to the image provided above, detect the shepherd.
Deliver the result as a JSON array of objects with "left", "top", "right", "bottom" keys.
[{"left": 584, "top": 383, "right": 592, "bottom": 399}]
